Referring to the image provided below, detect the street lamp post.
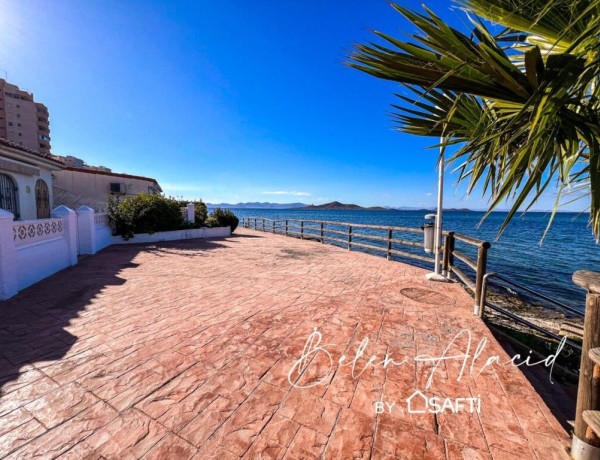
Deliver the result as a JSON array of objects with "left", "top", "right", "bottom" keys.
[{"left": 426, "top": 136, "right": 449, "bottom": 282}]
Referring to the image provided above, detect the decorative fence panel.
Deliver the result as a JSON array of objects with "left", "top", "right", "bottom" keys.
[
  {"left": 94, "top": 213, "right": 109, "bottom": 226},
  {"left": 13, "top": 218, "right": 64, "bottom": 248}
]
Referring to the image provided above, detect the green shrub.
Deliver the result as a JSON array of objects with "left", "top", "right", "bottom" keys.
[
  {"left": 193, "top": 200, "right": 208, "bottom": 224},
  {"left": 208, "top": 208, "right": 239, "bottom": 232},
  {"left": 205, "top": 216, "right": 219, "bottom": 228},
  {"left": 109, "top": 194, "right": 183, "bottom": 239}
]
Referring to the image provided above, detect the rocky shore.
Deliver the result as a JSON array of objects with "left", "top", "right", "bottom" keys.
[{"left": 484, "top": 286, "right": 583, "bottom": 338}]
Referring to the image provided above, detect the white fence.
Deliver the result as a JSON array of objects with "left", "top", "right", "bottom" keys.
[
  {"left": 77, "top": 206, "right": 113, "bottom": 255},
  {"left": 0, "top": 203, "right": 229, "bottom": 300},
  {"left": 0, "top": 206, "right": 78, "bottom": 299}
]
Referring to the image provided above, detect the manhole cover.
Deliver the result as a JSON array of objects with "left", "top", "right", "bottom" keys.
[{"left": 400, "top": 287, "right": 456, "bottom": 306}]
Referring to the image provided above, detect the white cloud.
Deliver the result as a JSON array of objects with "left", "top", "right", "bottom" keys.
[
  {"left": 426, "top": 192, "right": 433, "bottom": 197},
  {"left": 161, "top": 183, "right": 207, "bottom": 192},
  {"left": 262, "top": 191, "right": 311, "bottom": 197}
]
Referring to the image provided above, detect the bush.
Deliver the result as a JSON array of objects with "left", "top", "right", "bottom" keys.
[
  {"left": 205, "top": 216, "right": 219, "bottom": 228},
  {"left": 109, "top": 194, "right": 183, "bottom": 239},
  {"left": 193, "top": 200, "right": 208, "bottom": 224},
  {"left": 208, "top": 208, "right": 239, "bottom": 232}
]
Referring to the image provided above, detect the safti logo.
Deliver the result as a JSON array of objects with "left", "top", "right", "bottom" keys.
[
  {"left": 407, "top": 390, "right": 481, "bottom": 414},
  {"left": 374, "top": 390, "right": 481, "bottom": 415},
  {"left": 406, "top": 390, "right": 429, "bottom": 414}
]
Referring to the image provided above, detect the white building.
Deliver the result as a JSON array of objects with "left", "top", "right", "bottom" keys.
[
  {"left": 0, "top": 138, "right": 64, "bottom": 220},
  {"left": 53, "top": 167, "right": 162, "bottom": 213}
]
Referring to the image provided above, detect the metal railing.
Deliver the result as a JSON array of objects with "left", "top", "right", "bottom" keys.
[{"left": 478, "top": 272, "right": 584, "bottom": 351}]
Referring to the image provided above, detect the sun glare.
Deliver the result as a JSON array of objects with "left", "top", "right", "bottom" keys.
[{"left": 0, "top": 0, "right": 24, "bottom": 61}]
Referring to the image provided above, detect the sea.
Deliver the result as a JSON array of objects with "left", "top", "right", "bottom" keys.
[{"left": 228, "top": 209, "right": 599, "bottom": 313}]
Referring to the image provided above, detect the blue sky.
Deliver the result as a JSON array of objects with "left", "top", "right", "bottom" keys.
[{"left": 0, "top": 0, "right": 585, "bottom": 210}]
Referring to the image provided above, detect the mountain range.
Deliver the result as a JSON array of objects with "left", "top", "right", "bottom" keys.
[{"left": 206, "top": 201, "right": 472, "bottom": 211}]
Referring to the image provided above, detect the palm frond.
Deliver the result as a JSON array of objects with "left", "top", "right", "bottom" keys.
[{"left": 348, "top": 1, "right": 600, "bottom": 240}]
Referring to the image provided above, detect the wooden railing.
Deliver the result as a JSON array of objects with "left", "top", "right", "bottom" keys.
[
  {"left": 572, "top": 271, "right": 600, "bottom": 458},
  {"left": 442, "top": 231, "right": 491, "bottom": 313},
  {"left": 243, "top": 217, "right": 435, "bottom": 264},
  {"left": 242, "top": 218, "right": 491, "bottom": 304}
]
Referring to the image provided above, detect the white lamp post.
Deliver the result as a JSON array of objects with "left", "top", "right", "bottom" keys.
[{"left": 426, "top": 136, "right": 449, "bottom": 282}]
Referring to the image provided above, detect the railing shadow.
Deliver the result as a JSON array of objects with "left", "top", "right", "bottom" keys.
[{"left": 489, "top": 327, "right": 577, "bottom": 432}]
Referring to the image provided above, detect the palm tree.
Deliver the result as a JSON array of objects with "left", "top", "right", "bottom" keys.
[{"left": 348, "top": 0, "right": 600, "bottom": 239}]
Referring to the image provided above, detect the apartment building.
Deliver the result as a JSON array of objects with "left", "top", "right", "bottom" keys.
[
  {"left": 53, "top": 154, "right": 112, "bottom": 172},
  {"left": 0, "top": 79, "right": 51, "bottom": 155}
]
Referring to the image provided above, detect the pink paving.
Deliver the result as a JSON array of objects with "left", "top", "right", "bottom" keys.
[{"left": 0, "top": 228, "right": 570, "bottom": 459}]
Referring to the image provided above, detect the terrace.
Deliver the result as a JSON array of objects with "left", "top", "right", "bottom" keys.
[{"left": 0, "top": 228, "right": 571, "bottom": 458}]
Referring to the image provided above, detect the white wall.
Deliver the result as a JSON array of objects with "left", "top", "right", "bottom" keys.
[
  {"left": 16, "top": 232, "right": 72, "bottom": 291},
  {"left": 0, "top": 204, "right": 231, "bottom": 300},
  {"left": 0, "top": 169, "right": 54, "bottom": 221},
  {"left": 95, "top": 214, "right": 113, "bottom": 252},
  {"left": 0, "top": 206, "right": 78, "bottom": 299},
  {"left": 111, "top": 226, "right": 230, "bottom": 245},
  {"left": 54, "top": 169, "right": 159, "bottom": 213}
]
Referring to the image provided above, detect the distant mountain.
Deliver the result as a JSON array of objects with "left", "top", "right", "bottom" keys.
[
  {"left": 205, "top": 202, "right": 577, "bottom": 213},
  {"left": 301, "top": 201, "right": 391, "bottom": 211},
  {"left": 206, "top": 202, "right": 307, "bottom": 209}
]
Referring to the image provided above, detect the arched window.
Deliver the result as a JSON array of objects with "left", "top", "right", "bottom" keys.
[
  {"left": 35, "top": 179, "right": 50, "bottom": 219},
  {"left": 0, "top": 173, "right": 18, "bottom": 218}
]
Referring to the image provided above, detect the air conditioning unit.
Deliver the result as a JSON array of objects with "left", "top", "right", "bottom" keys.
[{"left": 109, "top": 182, "right": 126, "bottom": 193}]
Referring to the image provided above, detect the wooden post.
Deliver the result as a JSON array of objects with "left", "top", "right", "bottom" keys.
[
  {"left": 301, "top": 221, "right": 304, "bottom": 239},
  {"left": 448, "top": 233, "right": 455, "bottom": 279},
  {"left": 442, "top": 232, "right": 454, "bottom": 277},
  {"left": 474, "top": 242, "right": 490, "bottom": 312},
  {"left": 285, "top": 220, "right": 288, "bottom": 236},
  {"left": 387, "top": 229, "right": 392, "bottom": 260},
  {"left": 573, "top": 271, "right": 600, "bottom": 451},
  {"left": 320, "top": 222, "right": 324, "bottom": 243},
  {"left": 254, "top": 218, "right": 257, "bottom": 229},
  {"left": 262, "top": 219, "right": 265, "bottom": 231},
  {"left": 272, "top": 220, "right": 276, "bottom": 233},
  {"left": 348, "top": 226, "right": 352, "bottom": 250}
]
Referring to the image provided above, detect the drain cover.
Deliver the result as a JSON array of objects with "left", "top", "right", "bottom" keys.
[{"left": 400, "top": 287, "right": 455, "bottom": 306}]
